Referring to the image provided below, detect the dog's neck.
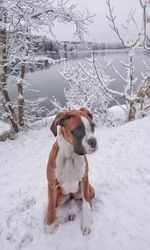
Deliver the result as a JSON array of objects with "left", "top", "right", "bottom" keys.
[{"left": 57, "top": 133, "right": 76, "bottom": 160}]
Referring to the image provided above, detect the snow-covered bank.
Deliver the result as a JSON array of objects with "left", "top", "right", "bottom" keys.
[
  {"left": 0, "top": 120, "right": 11, "bottom": 141},
  {"left": 0, "top": 117, "right": 150, "bottom": 250}
]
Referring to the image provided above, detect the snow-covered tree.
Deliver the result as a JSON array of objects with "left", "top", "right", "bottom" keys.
[
  {"left": 51, "top": 53, "right": 125, "bottom": 123},
  {"left": 105, "top": 0, "right": 150, "bottom": 121},
  {"left": 0, "top": 0, "right": 93, "bottom": 132}
]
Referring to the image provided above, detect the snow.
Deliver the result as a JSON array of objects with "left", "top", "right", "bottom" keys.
[
  {"left": 107, "top": 105, "right": 127, "bottom": 126},
  {"left": 0, "top": 120, "right": 11, "bottom": 135},
  {"left": 0, "top": 116, "right": 150, "bottom": 250}
]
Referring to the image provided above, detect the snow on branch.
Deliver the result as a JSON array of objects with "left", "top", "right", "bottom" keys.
[
  {"left": 7, "top": 0, "right": 94, "bottom": 41},
  {"left": 106, "top": 0, "right": 150, "bottom": 50},
  {"left": 106, "top": 0, "right": 142, "bottom": 48}
]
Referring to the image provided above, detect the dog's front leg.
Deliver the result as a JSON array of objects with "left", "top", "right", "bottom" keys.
[
  {"left": 81, "top": 181, "right": 92, "bottom": 235},
  {"left": 45, "top": 183, "right": 57, "bottom": 234},
  {"left": 81, "top": 198, "right": 92, "bottom": 235}
]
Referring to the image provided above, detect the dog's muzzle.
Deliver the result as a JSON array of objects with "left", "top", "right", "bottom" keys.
[
  {"left": 87, "top": 137, "right": 97, "bottom": 149},
  {"left": 74, "top": 136, "right": 98, "bottom": 155}
]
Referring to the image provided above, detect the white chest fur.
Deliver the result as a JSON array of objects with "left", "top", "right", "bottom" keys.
[{"left": 55, "top": 133, "right": 85, "bottom": 194}]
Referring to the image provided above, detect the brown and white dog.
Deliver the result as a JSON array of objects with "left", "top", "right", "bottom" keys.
[{"left": 45, "top": 107, "right": 97, "bottom": 235}]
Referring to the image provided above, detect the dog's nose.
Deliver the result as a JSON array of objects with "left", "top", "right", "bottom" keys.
[{"left": 87, "top": 137, "right": 97, "bottom": 148}]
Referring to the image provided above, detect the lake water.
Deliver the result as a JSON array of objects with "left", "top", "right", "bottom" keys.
[{"left": 9, "top": 48, "right": 150, "bottom": 111}]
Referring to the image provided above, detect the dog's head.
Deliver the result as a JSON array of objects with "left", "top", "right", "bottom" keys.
[{"left": 50, "top": 107, "right": 97, "bottom": 155}]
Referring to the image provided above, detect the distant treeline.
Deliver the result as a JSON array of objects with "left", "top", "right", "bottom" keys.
[
  {"left": 33, "top": 36, "right": 125, "bottom": 55},
  {"left": 32, "top": 36, "right": 150, "bottom": 61}
]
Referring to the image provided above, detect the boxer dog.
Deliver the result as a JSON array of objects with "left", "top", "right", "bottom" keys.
[{"left": 44, "top": 108, "right": 97, "bottom": 235}]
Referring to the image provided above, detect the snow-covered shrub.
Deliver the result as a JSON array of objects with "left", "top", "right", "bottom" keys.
[{"left": 51, "top": 54, "right": 122, "bottom": 124}]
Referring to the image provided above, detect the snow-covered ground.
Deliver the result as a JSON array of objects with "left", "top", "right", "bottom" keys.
[{"left": 0, "top": 116, "right": 150, "bottom": 250}]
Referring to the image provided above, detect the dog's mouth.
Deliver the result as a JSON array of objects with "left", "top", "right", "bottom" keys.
[
  {"left": 85, "top": 146, "right": 98, "bottom": 155},
  {"left": 89, "top": 146, "right": 98, "bottom": 153}
]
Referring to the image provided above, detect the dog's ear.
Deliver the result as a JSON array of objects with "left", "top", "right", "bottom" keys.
[
  {"left": 80, "top": 107, "right": 93, "bottom": 120},
  {"left": 50, "top": 112, "right": 74, "bottom": 136}
]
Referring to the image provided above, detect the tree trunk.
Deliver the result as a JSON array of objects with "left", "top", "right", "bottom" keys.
[
  {"left": 128, "top": 101, "right": 136, "bottom": 121},
  {"left": 127, "top": 53, "right": 136, "bottom": 122},
  {"left": 18, "top": 64, "right": 25, "bottom": 126},
  {"left": 0, "top": 28, "right": 19, "bottom": 132}
]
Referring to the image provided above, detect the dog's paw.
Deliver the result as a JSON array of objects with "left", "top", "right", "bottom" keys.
[
  {"left": 81, "top": 223, "right": 91, "bottom": 235},
  {"left": 44, "top": 223, "right": 57, "bottom": 234}
]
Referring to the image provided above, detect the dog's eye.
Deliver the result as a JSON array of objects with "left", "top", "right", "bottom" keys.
[{"left": 71, "top": 127, "right": 85, "bottom": 137}]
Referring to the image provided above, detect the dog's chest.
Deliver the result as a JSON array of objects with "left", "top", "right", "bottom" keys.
[{"left": 55, "top": 152, "right": 85, "bottom": 194}]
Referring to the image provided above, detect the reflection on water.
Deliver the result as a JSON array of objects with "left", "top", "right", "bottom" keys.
[{"left": 9, "top": 48, "right": 150, "bottom": 111}]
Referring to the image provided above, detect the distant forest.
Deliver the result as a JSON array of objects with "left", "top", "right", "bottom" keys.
[
  {"left": 30, "top": 35, "right": 150, "bottom": 61},
  {"left": 33, "top": 36, "right": 125, "bottom": 56}
]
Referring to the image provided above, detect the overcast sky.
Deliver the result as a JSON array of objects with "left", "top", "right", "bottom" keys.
[{"left": 48, "top": 0, "right": 142, "bottom": 43}]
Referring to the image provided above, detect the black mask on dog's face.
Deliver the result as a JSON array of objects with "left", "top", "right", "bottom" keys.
[{"left": 50, "top": 108, "right": 97, "bottom": 155}]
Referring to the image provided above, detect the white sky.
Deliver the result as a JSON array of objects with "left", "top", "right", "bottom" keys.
[{"left": 48, "top": 0, "right": 142, "bottom": 43}]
